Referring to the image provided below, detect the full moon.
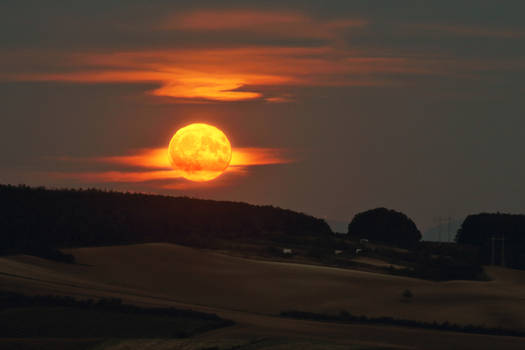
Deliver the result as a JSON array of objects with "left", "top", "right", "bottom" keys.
[{"left": 168, "top": 123, "right": 232, "bottom": 182}]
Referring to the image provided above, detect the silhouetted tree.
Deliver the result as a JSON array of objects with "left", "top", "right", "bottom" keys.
[
  {"left": 347, "top": 208, "right": 421, "bottom": 248},
  {"left": 456, "top": 213, "right": 525, "bottom": 269}
]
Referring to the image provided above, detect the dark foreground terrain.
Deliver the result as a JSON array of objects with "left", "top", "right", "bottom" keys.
[
  {"left": 1, "top": 243, "right": 525, "bottom": 349},
  {"left": 0, "top": 292, "right": 232, "bottom": 339}
]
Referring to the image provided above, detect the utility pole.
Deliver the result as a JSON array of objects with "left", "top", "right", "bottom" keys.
[
  {"left": 435, "top": 216, "right": 442, "bottom": 242},
  {"left": 501, "top": 234, "right": 505, "bottom": 267},
  {"left": 491, "top": 235, "right": 495, "bottom": 265},
  {"left": 447, "top": 216, "right": 452, "bottom": 242},
  {"left": 490, "top": 234, "right": 506, "bottom": 266}
]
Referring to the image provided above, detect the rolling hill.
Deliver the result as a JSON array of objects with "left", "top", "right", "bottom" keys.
[{"left": 2, "top": 243, "right": 525, "bottom": 349}]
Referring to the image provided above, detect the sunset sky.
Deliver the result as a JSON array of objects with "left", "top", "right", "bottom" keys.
[{"left": 1, "top": 1, "right": 524, "bottom": 233}]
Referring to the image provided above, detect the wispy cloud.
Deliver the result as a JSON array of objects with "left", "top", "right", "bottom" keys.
[
  {"left": 160, "top": 9, "right": 367, "bottom": 40},
  {"left": 0, "top": 46, "right": 450, "bottom": 102},
  {"left": 91, "top": 147, "right": 295, "bottom": 169},
  {"left": 2, "top": 9, "right": 521, "bottom": 103},
  {"left": 411, "top": 24, "right": 525, "bottom": 39},
  {"left": 231, "top": 147, "right": 296, "bottom": 166},
  {"left": 0, "top": 9, "right": 453, "bottom": 102},
  {"left": 48, "top": 147, "right": 295, "bottom": 187}
]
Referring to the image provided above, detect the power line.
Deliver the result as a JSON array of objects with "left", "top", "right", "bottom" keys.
[
  {"left": 433, "top": 216, "right": 443, "bottom": 242},
  {"left": 447, "top": 216, "right": 451, "bottom": 242}
]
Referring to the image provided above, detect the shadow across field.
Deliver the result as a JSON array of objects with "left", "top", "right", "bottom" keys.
[
  {"left": 3, "top": 244, "right": 525, "bottom": 349},
  {"left": 0, "top": 292, "right": 233, "bottom": 338}
]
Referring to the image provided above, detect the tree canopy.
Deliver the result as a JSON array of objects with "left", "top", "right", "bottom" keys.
[
  {"left": 456, "top": 213, "right": 525, "bottom": 269},
  {"left": 347, "top": 208, "right": 421, "bottom": 248}
]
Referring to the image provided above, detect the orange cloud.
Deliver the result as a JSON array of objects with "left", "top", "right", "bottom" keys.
[
  {"left": 0, "top": 9, "right": 430, "bottom": 102},
  {"left": 94, "top": 148, "right": 171, "bottom": 169},
  {"left": 3, "top": 10, "right": 499, "bottom": 102},
  {"left": 265, "top": 95, "right": 295, "bottom": 103},
  {"left": 49, "top": 147, "right": 295, "bottom": 185},
  {"left": 2, "top": 8, "right": 523, "bottom": 105},
  {"left": 230, "top": 148, "right": 296, "bottom": 166},
  {"left": 2, "top": 46, "right": 445, "bottom": 101},
  {"left": 94, "top": 147, "right": 294, "bottom": 169}
]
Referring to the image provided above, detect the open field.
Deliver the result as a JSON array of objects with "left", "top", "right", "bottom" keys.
[{"left": 2, "top": 243, "right": 525, "bottom": 349}]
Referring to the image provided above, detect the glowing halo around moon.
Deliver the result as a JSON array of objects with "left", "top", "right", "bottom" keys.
[{"left": 168, "top": 123, "right": 232, "bottom": 182}]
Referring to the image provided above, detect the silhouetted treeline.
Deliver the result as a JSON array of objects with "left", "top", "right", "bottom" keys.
[
  {"left": 0, "top": 185, "right": 331, "bottom": 254},
  {"left": 281, "top": 310, "right": 525, "bottom": 337},
  {"left": 347, "top": 208, "right": 421, "bottom": 248},
  {"left": 456, "top": 213, "right": 525, "bottom": 269}
]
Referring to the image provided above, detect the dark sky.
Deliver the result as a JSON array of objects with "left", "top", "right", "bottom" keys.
[{"left": 1, "top": 1, "right": 524, "bottom": 233}]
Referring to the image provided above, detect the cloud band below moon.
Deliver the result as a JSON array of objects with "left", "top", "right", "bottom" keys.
[{"left": 47, "top": 147, "right": 296, "bottom": 187}]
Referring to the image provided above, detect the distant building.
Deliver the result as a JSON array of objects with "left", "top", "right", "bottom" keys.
[{"left": 282, "top": 248, "right": 293, "bottom": 255}]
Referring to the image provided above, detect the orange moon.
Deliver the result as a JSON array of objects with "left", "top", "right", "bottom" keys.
[{"left": 168, "top": 123, "right": 232, "bottom": 182}]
